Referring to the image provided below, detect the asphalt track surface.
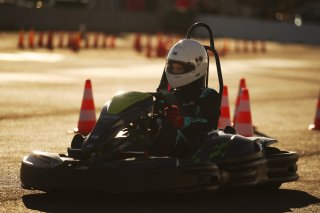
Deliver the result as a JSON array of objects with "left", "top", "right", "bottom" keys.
[{"left": 0, "top": 33, "right": 319, "bottom": 212}]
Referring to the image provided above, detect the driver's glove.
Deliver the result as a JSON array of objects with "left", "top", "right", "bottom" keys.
[{"left": 164, "top": 105, "right": 184, "bottom": 129}]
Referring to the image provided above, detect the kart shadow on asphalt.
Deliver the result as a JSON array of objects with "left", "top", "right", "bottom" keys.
[{"left": 22, "top": 188, "right": 320, "bottom": 213}]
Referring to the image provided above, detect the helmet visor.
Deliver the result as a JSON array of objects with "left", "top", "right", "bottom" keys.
[{"left": 165, "top": 60, "right": 195, "bottom": 75}]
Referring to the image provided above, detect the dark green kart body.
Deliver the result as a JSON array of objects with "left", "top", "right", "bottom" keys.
[
  {"left": 20, "top": 128, "right": 298, "bottom": 193},
  {"left": 20, "top": 90, "right": 298, "bottom": 193}
]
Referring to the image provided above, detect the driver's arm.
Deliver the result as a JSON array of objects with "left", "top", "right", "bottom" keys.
[{"left": 183, "top": 88, "right": 220, "bottom": 131}]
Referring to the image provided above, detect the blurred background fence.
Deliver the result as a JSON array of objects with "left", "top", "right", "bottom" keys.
[{"left": 1, "top": 0, "right": 320, "bottom": 44}]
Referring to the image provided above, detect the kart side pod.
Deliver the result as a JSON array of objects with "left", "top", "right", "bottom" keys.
[{"left": 81, "top": 91, "right": 153, "bottom": 155}]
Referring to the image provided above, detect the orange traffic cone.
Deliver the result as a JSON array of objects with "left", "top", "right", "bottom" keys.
[
  {"left": 243, "top": 40, "right": 249, "bottom": 53},
  {"left": 67, "top": 32, "right": 73, "bottom": 49},
  {"left": 156, "top": 33, "right": 167, "bottom": 58},
  {"left": 28, "top": 29, "right": 35, "bottom": 49},
  {"left": 233, "top": 78, "right": 247, "bottom": 125},
  {"left": 145, "top": 35, "right": 152, "bottom": 58},
  {"left": 234, "top": 88, "right": 254, "bottom": 136},
  {"left": 58, "top": 32, "right": 64, "bottom": 48},
  {"left": 84, "top": 34, "right": 90, "bottom": 49},
  {"left": 93, "top": 33, "right": 99, "bottom": 49},
  {"left": 102, "top": 34, "right": 107, "bottom": 48},
  {"left": 220, "top": 39, "right": 229, "bottom": 56},
  {"left": 46, "top": 31, "right": 54, "bottom": 50},
  {"left": 260, "top": 40, "right": 267, "bottom": 53},
  {"left": 109, "top": 34, "right": 116, "bottom": 49},
  {"left": 251, "top": 40, "right": 258, "bottom": 53},
  {"left": 38, "top": 31, "right": 44, "bottom": 48},
  {"left": 218, "top": 85, "right": 231, "bottom": 129},
  {"left": 309, "top": 90, "right": 320, "bottom": 131},
  {"left": 165, "top": 35, "right": 173, "bottom": 50},
  {"left": 235, "top": 39, "right": 241, "bottom": 53},
  {"left": 74, "top": 79, "right": 96, "bottom": 135},
  {"left": 133, "top": 33, "right": 142, "bottom": 52},
  {"left": 72, "top": 32, "right": 81, "bottom": 52},
  {"left": 18, "top": 29, "right": 25, "bottom": 49}
]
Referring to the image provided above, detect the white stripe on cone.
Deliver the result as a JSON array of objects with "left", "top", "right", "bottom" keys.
[
  {"left": 235, "top": 123, "right": 253, "bottom": 137},
  {"left": 234, "top": 88, "right": 253, "bottom": 137},
  {"left": 75, "top": 79, "right": 96, "bottom": 135},
  {"left": 79, "top": 110, "right": 96, "bottom": 121},
  {"left": 83, "top": 89, "right": 94, "bottom": 100},
  {"left": 233, "top": 78, "right": 246, "bottom": 125}
]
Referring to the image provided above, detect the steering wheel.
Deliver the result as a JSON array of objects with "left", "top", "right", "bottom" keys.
[{"left": 150, "top": 89, "right": 185, "bottom": 117}]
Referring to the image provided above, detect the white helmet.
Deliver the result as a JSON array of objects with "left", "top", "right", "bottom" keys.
[{"left": 165, "top": 39, "right": 208, "bottom": 88}]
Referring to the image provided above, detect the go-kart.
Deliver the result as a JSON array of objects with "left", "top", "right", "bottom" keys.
[{"left": 20, "top": 23, "right": 298, "bottom": 193}]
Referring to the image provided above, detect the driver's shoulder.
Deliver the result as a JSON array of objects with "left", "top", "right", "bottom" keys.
[{"left": 200, "top": 87, "right": 218, "bottom": 99}]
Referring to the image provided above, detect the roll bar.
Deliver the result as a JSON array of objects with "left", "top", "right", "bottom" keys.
[{"left": 186, "top": 22, "right": 224, "bottom": 99}]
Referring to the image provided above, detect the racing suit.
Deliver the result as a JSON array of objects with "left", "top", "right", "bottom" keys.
[{"left": 148, "top": 75, "right": 221, "bottom": 158}]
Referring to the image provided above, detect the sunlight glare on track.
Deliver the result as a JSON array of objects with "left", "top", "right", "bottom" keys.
[{"left": 0, "top": 52, "right": 64, "bottom": 63}]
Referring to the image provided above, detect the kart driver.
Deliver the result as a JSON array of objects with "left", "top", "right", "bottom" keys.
[
  {"left": 146, "top": 39, "right": 221, "bottom": 158},
  {"left": 72, "top": 38, "right": 222, "bottom": 161}
]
